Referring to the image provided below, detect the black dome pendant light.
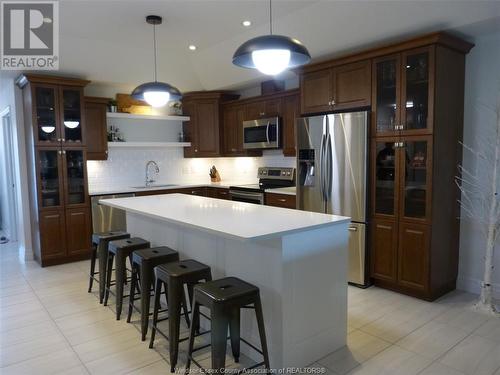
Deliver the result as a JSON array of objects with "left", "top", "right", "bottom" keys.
[
  {"left": 131, "top": 15, "right": 181, "bottom": 107},
  {"left": 232, "top": 0, "right": 311, "bottom": 75}
]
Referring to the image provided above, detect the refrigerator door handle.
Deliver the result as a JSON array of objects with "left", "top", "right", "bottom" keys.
[
  {"left": 326, "top": 132, "right": 333, "bottom": 200},
  {"left": 320, "top": 133, "right": 326, "bottom": 201}
]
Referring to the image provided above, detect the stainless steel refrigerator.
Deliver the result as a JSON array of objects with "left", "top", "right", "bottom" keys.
[{"left": 296, "top": 111, "right": 368, "bottom": 287}]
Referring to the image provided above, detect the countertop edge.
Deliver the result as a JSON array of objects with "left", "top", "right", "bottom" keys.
[{"left": 100, "top": 197, "right": 349, "bottom": 241}]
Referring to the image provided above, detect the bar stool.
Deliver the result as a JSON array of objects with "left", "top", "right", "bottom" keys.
[
  {"left": 127, "top": 246, "right": 180, "bottom": 341},
  {"left": 104, "top": 237, "right": 150, "bottom": 319},
  {"left": 186, "top": 277, "right": 270, "bottom": 373},
  {"left": 89, "top": 231, "right": 130, "bottom": 303},
  {"left": 149, "top": 259, "right": 212, "bottom": 372}
]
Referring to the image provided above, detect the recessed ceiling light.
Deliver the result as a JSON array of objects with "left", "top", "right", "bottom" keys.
[
  {"left": 188, "top": 45, "right": 197, "bottom": 51},
  {"left": 242, "top": 20, "right": 252, "bottom": 27}
]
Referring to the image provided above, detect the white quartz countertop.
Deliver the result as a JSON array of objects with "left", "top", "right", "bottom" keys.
[{"left": 100, "top": 194, "right": 350, "bottom": 240}]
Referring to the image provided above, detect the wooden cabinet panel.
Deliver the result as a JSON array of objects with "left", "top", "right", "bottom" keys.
[
  {"left": 65, "top": 207, "right": 92, "bottom": 256},
  {"left": 300, "top": 69, "right": 333, "bottom": 114},
  {"left": 244, "top": 101, "right": 266, "bottom": 120},
  {"left": 214, "top": 188, "right": 230, "bottom": 200},
  {"left": 195, "top": 100, "right": 220, "bottom": 156},
  {"left": 39, "top": 210, "right": 66, "bottom": 259},
  {"left": 332, "top": 60, "right": 371, "bottom": 110},
  {"left": 398, "top": 222, "right": 429, "bottom": 290},
  {"left": 222, "top": 104, "right": 246, "bottom": 155},
  {"left": 84, "top": 97, "right": 108, "bottom": 160},
  {"left": 371, "top": 219, "right": 398, "bottom": 282},
  {"left": 264, "top": 97, "right": 282, "bottom": 117},
  {"left": 282, "top": 94, "right": 300, "bottom": 157},
  {"left": 265, "top": 193, "right": 296, "bottom": 209},
  {"left": 181, "top": 187, "right": 207, "bottom": 196}
]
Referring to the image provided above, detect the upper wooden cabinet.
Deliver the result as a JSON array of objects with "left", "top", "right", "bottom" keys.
[
  {"left": 182, "top": 91, "right": 239, "bottom": 158},
  {"left": 84, "top": 97, "right": 109, "bottom": 160},
  {"left": 282, "top": 93, "right": 300, "bottom": 157},
  {"left": 373, "top": 47, "right": 434, "bottom": 136},
  {"left": 18, "top": 75, "right": 89, "bottom": 147},
  {"left": 222, "top": 103, "right": 247, "bottom": 156},
  {"left": 300, "top": 60, "right": 371, "bottom": 114}
]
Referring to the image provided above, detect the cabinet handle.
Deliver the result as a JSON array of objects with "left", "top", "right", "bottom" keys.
[
  {"left": 278, "top": 198, "right": 287, "bottom": 202},
  {"left": 400, "top": 142, "right": 405, "bottom": 148},
  {"left": 220, "top": 191, "right": 227, "bottom": 195},
  {"left": 195, "top": 149, "right": 198, "bottom": 152},
  {"left": 348, "top": 226, "right": 358, "bottom": 232},
  {"left": 62, "top": 150, "right": 66, "bottom": 154},
  {"left": 57, "top": 138, "right": 61, "bottom": 142},
  {"left": 58, "top": 150, "right": 62, "bottom": 154},
  {"left": 62, "top": 138, "right": 65, "bottom": 142},
  {"left": 393, "top": 142, "right": 399, "bottom": 148},
  {"left": 327, "top": 101, "right": 331, "bottom": 106},
  {"left": 331, "top": 99, "right": 335, "bottom": 106}
]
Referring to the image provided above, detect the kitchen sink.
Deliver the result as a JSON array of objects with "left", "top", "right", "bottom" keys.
[{"left": 131, "top": 184, "right": 178, "bottom": 189}]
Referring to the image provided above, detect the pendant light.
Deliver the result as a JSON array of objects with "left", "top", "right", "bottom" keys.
[
  {"left": 131, "top": 15, "right": 181, "bottom": 107},
  {"left": 232, "top": 0, "right": 311, "bottom": 75}
]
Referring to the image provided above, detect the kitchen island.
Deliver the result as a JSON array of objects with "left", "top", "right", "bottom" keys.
[{"left": 100, "top": 194, "right": 350, "bottom": 369}]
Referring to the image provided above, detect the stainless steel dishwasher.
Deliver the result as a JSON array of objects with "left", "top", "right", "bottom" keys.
[{"left": 91, "top": 193, "right": 135, "bottom": 233}]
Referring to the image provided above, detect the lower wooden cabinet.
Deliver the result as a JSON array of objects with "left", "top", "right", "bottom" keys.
[
  {"left": 39, "top": 210, "right": 67, "bottom": 260},
  {"left": 398, "top": 222, "right": 429, "bottom": 291},
  {"left": 38, "top": 207, "right": 92, "bottom": 266},
  {"left": 65, "top": 207, "right": 92, "bottom": 256},
  {"left": 371, "top": 218, "right": 431, "bottom": 298},
  {"left": 265, "top": 193, "right": 296, "bottom": 209},
  {"left": 210, "top": 188, "right": 230, "bottom": 200},
  {"left": 371, "top": 219, "right": 398, "bottom": 282}
]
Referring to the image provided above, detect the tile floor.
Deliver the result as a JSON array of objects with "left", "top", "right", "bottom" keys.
[{"left": 1, "top": 242, "right": 499, "bottom": 375}]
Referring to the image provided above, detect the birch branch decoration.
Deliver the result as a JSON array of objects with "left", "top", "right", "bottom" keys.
[{"left": 456, "top": 99, "right": 500, "bottom": 316}]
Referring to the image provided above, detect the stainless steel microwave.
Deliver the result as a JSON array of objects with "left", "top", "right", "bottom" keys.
[{"left": 243, "top": 117, "right": 280, "bottom": 149}]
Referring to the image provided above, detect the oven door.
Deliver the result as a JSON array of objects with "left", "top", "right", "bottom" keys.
[
  {"left": 243, "top": 117, "right": 280, "bottom": 149},
  {"left": 229, "top": 190, "right": 264, "bottom": 205}
]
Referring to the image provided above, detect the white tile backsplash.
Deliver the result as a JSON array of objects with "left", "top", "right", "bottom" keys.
[{"left": 87, "top": 148, "right": 295, "bottom": 191}]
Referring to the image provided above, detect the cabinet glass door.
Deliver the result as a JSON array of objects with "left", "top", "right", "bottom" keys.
[
  {"left": 400, "top": 137, "right": 431, "bottom": 221},
  {"left": 61, "top": 88, "right": 83, "bottom": 144},
  {"left": 373, "top": 139, "right": 398, "bottom": 217},
  {"left": 35, "top": 86, "right": 60, "bottom": 144},
  {"left": 63, "top": 149, "right": 87, "bottom": 206},
  {"left": 374, "top": 56, "right": 400, "bottom": 135},
  {"left": 401, "top": 48, "right": 433, "bottom": 134},
  {"left": 38, "top": 149, "right": 62, "bottom": 208}
]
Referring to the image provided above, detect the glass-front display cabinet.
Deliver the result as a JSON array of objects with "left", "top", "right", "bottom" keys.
[
  {"left": 400, "top": 137, "right": 431, "bottom": 222},
  {"left": 373, "top": 47, "right": 433, "bottom": 136},
  {"left": 32, "top": 85, "right": 85, "bottom": 146}
]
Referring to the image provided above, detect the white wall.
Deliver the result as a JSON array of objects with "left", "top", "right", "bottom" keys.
[
  {"left": 458, "top": 31, "right": 500, "bottom": 298},
  {"left": 0, "top": 76, "right": 33, "bottom": 259}
]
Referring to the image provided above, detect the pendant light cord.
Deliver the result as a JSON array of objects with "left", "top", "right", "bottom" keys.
[
  {"left": 153, "top": 23, "right": 158, "bottom": 82},
  {"left": 269, "top": 0, "right": 273, "bottom": 35}
]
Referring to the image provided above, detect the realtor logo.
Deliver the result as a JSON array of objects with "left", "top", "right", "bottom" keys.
[{"left": 1, "top": 1, "right": 59, "bottom": 70}]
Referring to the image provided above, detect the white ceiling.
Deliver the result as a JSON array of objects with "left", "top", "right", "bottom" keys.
[{"left": 36, "top": 0, "right": 500, "bottom": 93}]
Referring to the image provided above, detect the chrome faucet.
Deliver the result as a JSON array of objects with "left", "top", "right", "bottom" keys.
[{"left": 145, "top": 161, "right": 160, "bottom": 187}]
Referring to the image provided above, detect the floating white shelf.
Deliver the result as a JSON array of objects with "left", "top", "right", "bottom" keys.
[
  {"left": 106, "top": 112, "right": 190, "bottom": 121},
  {"left": 108, "top": 142, "right": 191, "bottom": 148}
]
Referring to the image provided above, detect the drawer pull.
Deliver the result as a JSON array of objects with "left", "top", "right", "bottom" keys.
[
  {"left": 278, "top": 198, "right": 287, "bottom": 202},
  {"left": 348, "top": 226, "right": 358, "bottom": 232}
]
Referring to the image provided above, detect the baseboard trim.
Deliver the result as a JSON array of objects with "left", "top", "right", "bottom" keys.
[{"left": 456, "top": 276, "right": 500, "bottom": 299}]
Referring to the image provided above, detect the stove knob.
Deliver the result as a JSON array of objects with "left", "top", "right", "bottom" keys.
[
  {"left": 282, "top": 171, "right": 286, "bottom": 175},
  {"left": 287, "top": 171, "right": 291, "bottom": 176}
]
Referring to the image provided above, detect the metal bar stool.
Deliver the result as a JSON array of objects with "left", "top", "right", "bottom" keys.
[
  {"left": 186, "top": 277, "right": 270, "bottom": 373},
  {"left": 127, "top": 246, "right": 180, "bottom": 341},
  {"left": 90, "top": 231, "right": 130, "bottom": 303},
  {"left": 104, "top": 237, "right": 150, "bottom": 319},
  {"left": 149, "top": 259, "right": 212, "bottom": 372}
]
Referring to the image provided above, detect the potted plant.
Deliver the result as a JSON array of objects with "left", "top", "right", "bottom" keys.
[{"left": 108, "top": 99, "right": 118, "bottom": 113}]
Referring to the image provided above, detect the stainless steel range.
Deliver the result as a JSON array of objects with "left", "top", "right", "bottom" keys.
[{"left": 229, "top": 167, "right": 295, "bottom": 204}]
